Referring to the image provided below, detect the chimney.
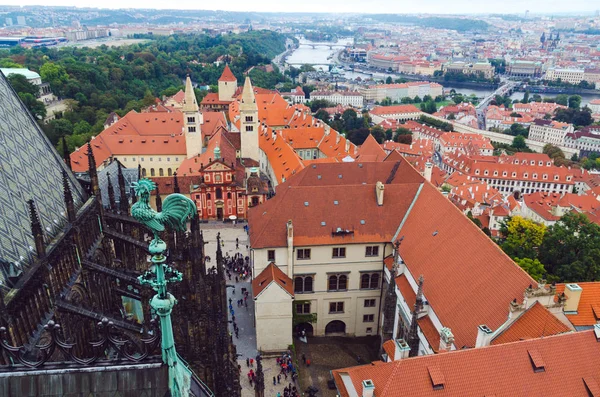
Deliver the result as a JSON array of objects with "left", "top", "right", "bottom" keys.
[
  {"left": 376, "top": 181, "right": 385, "bottom": 206},
  {"left": 361, "top": 379, "right": 375, "bottom": 397},
  {"left": 439, "top": 327, "right": 454, "bottom": 352},
  {"left": 286, "top": 220, "right": 294, "bottom": 277},
  {"left": 475, "top": 324, "right": 493, "bottom": 348},
  {"left": 564, "top": 283, "right": 583, "bottom": 312},
  {"left": 424, "top": 161, "right": 433, "bottom": 182},
  {"left": 394, "top": 338, "right": 411, "bottom": 360}
]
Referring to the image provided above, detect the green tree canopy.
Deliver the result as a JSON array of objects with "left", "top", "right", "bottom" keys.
[
  {"left": 500, "top": 216, "right": 546, "bottom": 260},
  {"left": 512, "top": 135, "right": 527, "bottom": 150},
  {"left": 7, "top": 74, "right": 38, "bottom": 96},
  {"left": 514, "top": 257, "right": 546, "bottom": 280},
  {"left": 538, "top": 212, "right": 600, "bottom": 282}
]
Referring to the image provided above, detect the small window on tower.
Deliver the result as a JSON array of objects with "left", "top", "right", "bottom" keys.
[
  {"left": 245, "top": 125, "right": 254, "bottom": 132},
  {"left": 245, "top": 116, "right": 253, "bottom": 122},
  {"left": 188, "top": 126, "right": 196, "bottom": 133},
  {"left": 187, "top": 117, "right": 195, "bottom": 123}
]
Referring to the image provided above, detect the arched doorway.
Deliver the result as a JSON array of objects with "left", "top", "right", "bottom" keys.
[
  {"left": 295, "top": 322, "right": 314, "bottom": 337},
  {"left": 325, "top": 320, "right": 346, "bottom": 335}
]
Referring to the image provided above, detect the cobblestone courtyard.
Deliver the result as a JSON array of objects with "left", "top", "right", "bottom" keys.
[{"left": 201, "top": 222, "right": 380, "bottom": 396}]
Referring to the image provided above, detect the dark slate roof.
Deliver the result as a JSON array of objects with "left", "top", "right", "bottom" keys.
[
  {"left": 98, "top": 160, "right": 138, "bottom": 208},
  {"left": 0, "top": 72, "right": 85, "bottom": 290}
]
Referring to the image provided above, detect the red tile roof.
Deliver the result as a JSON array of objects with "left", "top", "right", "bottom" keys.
[
  {"left": 491, "top": 302, "right": 571, "bottom": 345},
  {"left": 249, "top": 182, "right": 422, "bottom": 249},
  {"left": 252, "top": 262, "right": 294, "bottom": 298},
  {"left": 356, "top": 134, "right": 387, "bottom": 162},
  {"left": 219, "top": 64, "right": 237, "bottom": 82},
  {"left": 556, "top": 282, "right": 600, "bottom": 327},
  {"left": 333, "top": 330, "right": 600, "bottom": 397},
  {"left": 396, "top": 182, "right": 534, "bottom": 348}
]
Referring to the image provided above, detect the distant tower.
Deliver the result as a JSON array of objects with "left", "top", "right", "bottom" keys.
[
  {"left": 218, "top": 65, "right": 237, "bottom": 102},
  {"left": 183, "top": 75, "right": 203, "bottom": 158},
  {"left": 239, "top": 77, "right": 260, "bottom": 162},
  {"left": 540, "top": 32, "right": 546, "bottom": 47},
  {"left": 525, "top": 10, "right": 529, "bottom": 19}
]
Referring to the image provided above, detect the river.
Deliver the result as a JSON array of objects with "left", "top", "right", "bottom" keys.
[{"left": 284, "top": 39, "right": 600, "bottom": 106}]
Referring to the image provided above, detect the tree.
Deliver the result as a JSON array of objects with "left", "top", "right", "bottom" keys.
[
  {"left": 568, "top": 95, "right": 582, "bottom": 109},
  {"left": 346, "top": 128, "right": 371, "bottom": 145},
  {"left": 447, "top": 113, "right": 456, "bottom": 120},
  {"left": 555, "top": 94, "right": 569, "bottom": 106},
  {"left": 314, "top": 109, "right": 329, "bottom": 122},
  {"left": 543, "top": 144, "right": 566, "bottom": 165},
  {"left": 538, "top": 212, "right": 600, "bottom": 282},
  {"left": 308, "top": 99, "right": 333, "bottom": 112},
  {"left": 370, "top": 126, "right": 386, "bottom": 143},
  {"left": 420, "top": 101, "right": 437, "bottom": 114},
  {"left": 393, "top": 127, "right": 412, "bottom": 142},
  {"left": 514, "top": 257, "right": 546, "bottom": 280},
  {"left": 40, "top": 62, "right": 68, "bottom": 92},
  {"left": 385, "top": 76, "right": 393, "bottom": 84},
  {"left": 18, "top": 92, "right": 47, "bottom": 120},
  {"left": 413, "top": 96, "right": 422, "bottom": 103},
  {"left": 521, "top": 90, "right": 530, "bottom": 104},
  {"left": 7, "top": 74, "right": 38, "bottom": 96},
  {"left": 500, "top": 216, "right": 546, "bottom": 260},
  {"left": 512, "top": 135, "right": 527, "bottom": 150}
]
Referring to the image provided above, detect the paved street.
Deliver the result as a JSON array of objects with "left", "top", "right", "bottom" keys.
[{"left": 201, "top": 222, "right": 300, "bottom": 396}]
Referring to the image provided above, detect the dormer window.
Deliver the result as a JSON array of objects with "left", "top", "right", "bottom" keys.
[
  {"left": 512, "top": 172, "right": 517, "bottom": 177},
  {"left": 532, "top": 173, "right": 538, "bottom": 179},
  {"left": 543, "top": 174, "right": 548, "bottom": 180},
  {"left": 475, "top": 169, "right": 480, "bottom": 175},
  {"left": 502, "top": 171, "right": 507, "bottom": 177},
  {"left": 493, "top": 171, "right": 498, "bottom": 176},
  {"left": 484, "top": 170, "right": 489, "bottom": 176},
  {"left": 524, "top": 173, "right": 528, "bottom": 178},
  {"left": 554, "top": 175, "right": 559, "bottom": 181}
]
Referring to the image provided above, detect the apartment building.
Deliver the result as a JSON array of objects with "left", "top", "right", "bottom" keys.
[
  {"left": 310, "top": 90, "right": 364, "bottom": 108},
  {"left": 443, "top": 61, "right": 495, "bottom": 79},
  {"left": 564, "top": 125, "right": 600, "bottom": 156},
  {"left": 544, "top": 68, "right": 585, "bottom": 84},
  {"left": 369, "top": 105, "right": 421, "bottom": 124},
  {"left": 529, "top": 119, "right": 574, "bottom": 146},
  {"left": 359, "top": 82, "right": 442, "bottom": 103}
]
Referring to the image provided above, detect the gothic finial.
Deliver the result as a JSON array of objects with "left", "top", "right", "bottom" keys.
[
  {"left": 28, "top": 199, "right": 46, "bottom": 258},
  {"left": 107, "top": 172, "right": 116, "bottom": 210},
  {"left": 87, "top": 142, "right": 99, "bottom": 196},
  {"left": 62, "top": 170, "right": 76, "bottom": 223},
  {"left": 173, "top": 171, "right": 180, "bottom": 194},
  {"left": 155, "top": 184, "right": 162, "bottom": 212},
  {"left": 407, "top": 275, "right": 424, "bottom": 357},
  {"left": 61, "top": 135, "right": 71, "bottom": 170},
  {"left": 137, "top": 164, "right": 142, "bottom": 180},
  {"left": 117, "top": 162, "right": 129, "bottom": 214}
]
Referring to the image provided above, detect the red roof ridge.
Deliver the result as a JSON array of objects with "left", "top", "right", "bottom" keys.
[
  {"left": 252, "top": 262, "right": 294, "bottom": 298},
  {"left": 219, "top": 64, "right": 237, "bottom": 82}
]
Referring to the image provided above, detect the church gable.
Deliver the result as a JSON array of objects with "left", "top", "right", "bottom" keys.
[{"left": 205, "top": 161, "right": 232, "bottom": 172}]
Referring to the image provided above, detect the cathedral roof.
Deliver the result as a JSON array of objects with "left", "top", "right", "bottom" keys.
[{"left": 0, "top": 72, "right": 85, "bottom": 292}]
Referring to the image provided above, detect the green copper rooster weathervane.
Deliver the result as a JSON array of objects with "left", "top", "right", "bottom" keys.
[{"left": 131, "top": 179, "right": 198, "bottom": 397}]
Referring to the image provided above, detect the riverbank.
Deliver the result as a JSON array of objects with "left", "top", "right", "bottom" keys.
[{"left": 516, "top": 86, "right": 600, "bottom": 96}]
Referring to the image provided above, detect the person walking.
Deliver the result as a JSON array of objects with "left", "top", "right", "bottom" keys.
[
  {"left": 250, "top": 357, "right": 254, "bottom": 367},
  {"left": 246, "top": 358, "right": 250, "bottom": 367},
  {"left": 273, "top": 376, "right": 277, "bottom": 385},
  {"left": 277, "top": 374, "right": 281, "bottom": 384},
  {"left": 302, "top": 353, "right": 306, "bottom": 365}
]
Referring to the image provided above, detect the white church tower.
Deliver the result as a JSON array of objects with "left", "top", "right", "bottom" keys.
[
  {"left": 240, "top": 76, "right": 260, "bottom": 162},
  {"left": 182, "top": 75, "right": 203, "bottom": 159}
]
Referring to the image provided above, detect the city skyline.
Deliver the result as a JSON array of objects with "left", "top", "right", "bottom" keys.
[{"left": 1, "top": 0, "right": 598, "bottom": 15}]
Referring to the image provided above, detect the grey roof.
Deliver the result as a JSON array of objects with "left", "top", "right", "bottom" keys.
[
  {"left": 98, "top": 160, "right": 139, "bottom": 207},
  {"left": 0, "top": 72, "right": 85, "bottom": 290}
]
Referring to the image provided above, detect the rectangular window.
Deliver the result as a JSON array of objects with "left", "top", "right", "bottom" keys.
[
  {"left": 364, "top": 299, "right": 376, "bottom": 308},
  {"left": 332, "top": 247, "right": 346, "bottom": 258},
  {"left": 329, "top": 302, "right": 344, "bottom": 313},
  {"left": 187, "top": 116, "right": 195, "bottom": 123},
  {"left": 297, "top": 249, "right": 311, "bottom": 260},
  {"left": 366, "top": 327, "right": 373, "bottom": 334},
  {"left": 363, "top": 314, "right": 374, "bottom": 323},
  {"left": 365, "top": 246, "right": 379, "bottom": 257},
  {"left": 267, "top": 250, "right": 275, "bottom": 262},
  {"left": 245, "top": 116, "right": 253, "bottom": 122},
  {"left": 188, "top": 126, "right": 196, "bottom": 133},
  {"left": 295, "top": 302, "right": 310, "bottom": 314},
  {"left": 245, "top": 125, "right": 254, "bottom": 132}
]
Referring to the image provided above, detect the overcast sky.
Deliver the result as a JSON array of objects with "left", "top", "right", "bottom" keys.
[{"left": 3, "top": 0, "right": 598, "bottom": 14}]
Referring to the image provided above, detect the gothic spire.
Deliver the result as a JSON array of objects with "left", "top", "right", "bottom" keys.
[
  {"left": 407, "top": 275, "right": 424, "bottom": 357},
  {"left": 173, "top": 171, "right": 180, "bottom": 194},
  {"left": 27, "top": 199, "right": 46, "bottom": 259},
  {"left": 87, "top": 142, "right": 99, "bottom": 197},
  {"left": 107, "top": 172, "right": 116, "bottom": 210},
  {"left": 382, "top": 240, "right": 401, "bottom": 337},
  {"left": 62, "top": 170, "right": 76, "bottom": 223},
  {"left": 155, "top": 184, "right": 162, "bottom": 212},
  {"left": 182, "top": 74, "right": 199, "bottom": 113},
  {"left": 117, "top": 162, "right": 129, "bottom": 214},
  {"left": 61, "top": 135, "right": 71, "bottom": 170}
]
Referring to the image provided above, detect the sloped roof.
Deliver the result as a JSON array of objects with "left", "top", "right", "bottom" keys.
[
  {"left": 219, "top": 65, "right": 237, "bottom": 82},
  {"left": 333, "top": 330, "right": 600, "bottom": 397},
  {"left": 0, "top": 71, "right": 85, "bottom": 293},
  {"left": 356, "top": 134, "right": 387, "bottom": 162},
  {"left": 249, "top": 183, "right": 421, "bottom": 249},
  {"left": 395, "top": 182, "right": 534, "bottom": 348},
  {"left": 370, "top": 105, "right": 421, "bottom": 116},
  {"left": 252, "top": 262, "right": 294, "bottom": 298},
  {"left": 491, "top": 302, "right": 572, "bottom": 345}
]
